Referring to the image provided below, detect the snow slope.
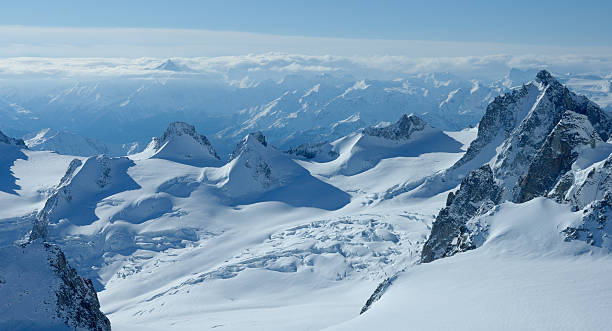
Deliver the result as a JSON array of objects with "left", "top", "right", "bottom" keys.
[
  {"left": 24, "top": 128, "right": 116, "bottom": 157},
  {"left": 330, "top": 198, "right": 612, "bottom": 331},
  {"left": 297, "top": 114, "right": 463, "bottom": 177}
]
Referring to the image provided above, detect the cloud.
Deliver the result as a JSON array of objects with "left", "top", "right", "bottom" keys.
[
  {"left": 2, "top": 53, "right": 612, "bottom": 83},
  {"left": 1, "top": 25, "right": 612, "bottom": 59}
]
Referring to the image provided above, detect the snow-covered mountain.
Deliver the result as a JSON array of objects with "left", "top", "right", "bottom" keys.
[
  {"left": 204, "top": 131, "right": 350, "bottom": 208},
  {"left": 292, "top": 114, "right": 463, "bottom": 176},
  {"left": 340, "top": 70, "right": 612, "bottom": 329},
  {"left": 24, "top": 128, "right": 118, "bottom": 157},
  {"left": 135, "top": 122, "right": 222, "bottom": 166},
  {"left": 2, "top": 69, "right": 612, "bottom": 330}
]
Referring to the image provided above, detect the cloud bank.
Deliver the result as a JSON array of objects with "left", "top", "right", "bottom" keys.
[
  {"left": 1, "top": 53, "right": 611, "bottom": 82},
  {"left": 2, "top": 25, "right": 612, "bottom": 59}
]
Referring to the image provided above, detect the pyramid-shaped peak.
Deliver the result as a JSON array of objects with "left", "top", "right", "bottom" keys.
[
  {"left": 155, "top": 59, "right": 192, "bottom": 72},
  {"left": 246, "top": 131, "right": 267, "bottom": 147},
  {"left": 534, "top": 69, "right": 558, "bottom": 86},
  {"left": 230, "top": 131, "right": 269, "bottom": 160},
  {"left": 145, "top": 121, "right": 221, "bottom": 163}
]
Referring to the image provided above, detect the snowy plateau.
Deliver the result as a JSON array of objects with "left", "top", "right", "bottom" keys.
[{"left": 1, "top": 62, "right": 612, "bottom": 331}]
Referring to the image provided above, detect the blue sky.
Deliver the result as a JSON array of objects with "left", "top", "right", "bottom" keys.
[
  {"left": 1, "top": 1, "right": 611, "bottom": 57},
  {"left": 3, "top": 0, "right": 612, "bottom": 46}
]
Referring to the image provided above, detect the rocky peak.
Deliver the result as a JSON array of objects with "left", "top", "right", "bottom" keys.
[
  {"left": 421, "top": 71, "right": 612, "bottom": 263},
  {"left": 534, "top": 69, "right": 558, "bottom": 87},
  {"left": 230, "top": 131, "right": 268, "bottom": 160},
  {"left": 151, "top": 121, "right": 220, "bottom": 160},
  {"left": 363, "top": 114, "right": 428, "bottom": 140}
]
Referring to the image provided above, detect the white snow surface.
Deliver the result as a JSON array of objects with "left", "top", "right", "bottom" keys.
[
  {"left": 24, "top": 128, "right": 116, "bottom": 157},
  {"left": 330, "top": 198, "right": 612, "bottom": 331},
  {"left": 1, "top": 115, "right": 612, "bottom": 330}
]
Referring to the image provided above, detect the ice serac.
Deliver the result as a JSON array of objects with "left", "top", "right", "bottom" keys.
[
  {"left": 144, "top": 121, "right": 221, "bottom": 166},
  {"left": 421, "top": 70, "right": 612, "bottom": 263},
  {"left": 31, "top": 155, "right": 139, "bottom": 240},
  {"left": 206, "top": 131, "right": 350, "bottom": 209},
  {"left": 0, "top": 241, "right": 111, "bottom": 331}
]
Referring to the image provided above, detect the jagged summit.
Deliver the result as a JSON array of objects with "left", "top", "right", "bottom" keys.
[
  {"left": 0, "top": 129, "right": 25, "bottom": 147},
  {"left": 251, "top": 131, "right": 268, "bottom": 147},
  {"left": 230, "top": 131, "right": 268, "bottom": 160},
  {"left": 419, "top": 70, "right": 612, "bottom": 263},
  {"left": 534, "top": 69, "right": 557, "bottom": 86},
  {"left": 140, "top": 122, "right": 221, "bottom": 166},
  {"left": 363, "top": 114, "right": 428, "bottom": 140}
]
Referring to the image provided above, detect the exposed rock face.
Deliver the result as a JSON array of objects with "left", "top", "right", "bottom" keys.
[
  {"left": 0, "top": 241, "right": 111, "bottom": 331},
  {"left": 421, "top": 165, "right": 502, "bottom": 263},
  {"left": 562, "top": 193, "right": 612, "bottom": 249},
  {"left": 230, "top": 131, "right": 267, "bottom": 160},
  {"left": 0, "top": 129, "right": 26, "bottom": 147},
  {"left": 363, "top": 114, "right": 427, "bottom": 140},
  {"left": 492, "top": 70, "right": 611, "bottom": 200},
  {"left": 517, "top": 111, "right": 602, "bottom": 203},
  {"left": 360, "top": 274, "right": 398, "bottom": 315},
  {"left": 285, "top": 141, "right": 339, "bottom": 162},
  {"left": 228, "top": 132, "right": 276, "bottom": 189},
  {"left": 420, "top": 70, "right": 612, "bottom": 263}
]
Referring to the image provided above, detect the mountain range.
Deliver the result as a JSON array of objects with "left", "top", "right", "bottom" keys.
[{"left": 1, "top": 70, "right": 612, "bottom": 330}]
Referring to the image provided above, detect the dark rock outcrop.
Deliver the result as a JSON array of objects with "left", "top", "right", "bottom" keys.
[
  {"left": 421, "top": 165, "right": 502, "bottom": 263},
  {"left": 0, "top": 129, "right": 26, "bottom": 147},
  {"left": 517, "top": 111, "right": 601, "bottom": 202},
  {"left": 562, "top": 193, "right": 612, "bottom": 249},
  {"left": 363, "top": 114, "right": 427, "bottom": 140}
]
